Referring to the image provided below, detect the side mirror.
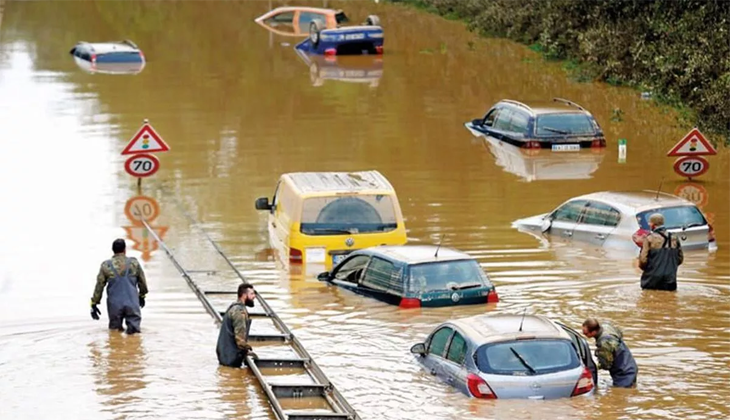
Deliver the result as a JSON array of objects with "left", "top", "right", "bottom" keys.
[
  {"left": 255, "top": 197, "right": 272, "bottom": 211},
  {"left": 471, "top": 118, "right": 483, "bottom": 127},
  {"left": 540, "top": 215, "right": 553, "bottom": 233},
  {"left": 410, "top": 343, "right": 426, "bottom": 356},
  {"left": 317, "top": 271, "right": 331, "bottom": 282}
]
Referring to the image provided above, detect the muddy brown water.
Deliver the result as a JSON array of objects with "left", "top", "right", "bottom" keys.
[{"left": 0, "top": 1, "right": 728, "bottom": 419}]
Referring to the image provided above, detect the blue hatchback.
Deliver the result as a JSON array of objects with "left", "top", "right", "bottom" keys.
[
  {"left": 295, "top": 16, "right": 383, "bottom": 56},
  {"left": 317, "top": 245, "right": 499, "bottom": 308}
]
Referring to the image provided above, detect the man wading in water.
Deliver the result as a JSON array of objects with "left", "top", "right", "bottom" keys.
[
  {"left": 217, "top": 283, "right": 258, "bottom": 367},
  {"left": 639, "top": 213, "right": 683, "bottom": 291}
]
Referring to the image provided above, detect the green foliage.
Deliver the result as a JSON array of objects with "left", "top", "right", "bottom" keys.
[{"left": 395, "top": 0, "right": 730, "bottom": 144}]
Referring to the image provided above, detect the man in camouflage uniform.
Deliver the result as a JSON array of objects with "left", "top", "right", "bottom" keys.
[
  {"left": 217, "top": 283, "right": 257, "bottom": 368},
  {"left": 582, "top": 318, "right": 638, "bottom": 388},
  {"left": 90, "top": 239, "right": 149, "bottom": 334},
  {"left": 639, "top": 213, "right": 683, "bottom": 291}
]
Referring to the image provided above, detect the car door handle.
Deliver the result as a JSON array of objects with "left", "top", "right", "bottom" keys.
[
  {"left": 596, "top": 234, "right": 606, "bottom": 240},
  {"left": 446, "top": 376, "right": 454, "bottom": 383},
  {"left": 563, "top": 231, "right": 573, "bottom": 237},
  {"left": 430, "top": 368, "right": 437, "bottom": 376}
]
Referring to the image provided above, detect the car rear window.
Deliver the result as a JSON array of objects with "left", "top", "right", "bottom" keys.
[
  {"left": 408, "top": 259, "right": 489, "bottom": 294},
  {"left": 95, "top": 52, "right": 143, "bottom": 63},
  {"left": 637, "top": 205, "right": 706, "bottom": 230},
  {"left": 535, "top": 113, "right": 596, "bottom": 137},
  {"left": 476, "top": 339, "right": 580, "bottom": 376},
  {"left": 300, "top": 195, "right": 397, "bottom": 235}
]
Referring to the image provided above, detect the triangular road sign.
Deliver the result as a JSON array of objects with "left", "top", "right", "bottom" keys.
[
  {"left": 667, "top": 128, "right": 716, "bottom": 157},
  {"left": 121, "top": 122, "right": 171, "bottom": 155}
]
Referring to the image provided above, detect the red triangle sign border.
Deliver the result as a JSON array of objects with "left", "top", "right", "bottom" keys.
[
  {"left": 666, "top": 127, "right": 717, "bottom": 157},
  {"left": 121, "top": 123, "right": 171, "bottom": 155}
]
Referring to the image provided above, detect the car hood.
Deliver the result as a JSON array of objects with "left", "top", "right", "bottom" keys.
[{"left": 512, "top": 213, "right": 549, "bottom": 229}]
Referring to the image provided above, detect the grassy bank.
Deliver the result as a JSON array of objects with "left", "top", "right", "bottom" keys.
[{"left": 393, "top": 0, "right": 730, "bottom": 145}]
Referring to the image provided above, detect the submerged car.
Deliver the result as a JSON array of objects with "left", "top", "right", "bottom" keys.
[
  {"left": 513, "top": 191, "right": 716, "bottom": 251},
  {"left": 69, "top": 40, "right": 145, "bottom": 75},
  {"left": 296, "top": 15, "right": 383, "bottom": 56},
  {"left": 295, "top": 49, "right": 383, "bottom": 87},
  {"left": 465, "top": 98, "right": 606, "bottom": 150},
  {"left": 317, "top": 245, "right": 498, "bottom": 308},
  {"left": 410, "top": 314, "right": 597, "bottom": 400},
  {"left": 254, "top": 7, "right": 350, "bottom": 37}
]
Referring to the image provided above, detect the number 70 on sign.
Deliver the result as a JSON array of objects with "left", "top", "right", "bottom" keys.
[{"left": 124, "top": 154, "right": 160, "bottom": 178}]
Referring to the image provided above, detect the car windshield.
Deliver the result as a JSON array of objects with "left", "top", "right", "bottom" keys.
[
  {"left": 637, "top": 205, "right": 706, "bottom": 230},
  {"left": 300, "top": 195, "right": 398, "bottom": 235},
  {"left": 95, "top": 52, "right": 143, "bottom": 63},
  {"left": 476, "top": 339, "right": 580, "bottom": 376},
  {"left": 535, "top": 113, "right": 596, "bottom": 137},
  {"left": 408, "top": 259, "right": 489, "bottom": 293}
]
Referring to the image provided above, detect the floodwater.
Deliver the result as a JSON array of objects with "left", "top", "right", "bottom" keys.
[{"left": 0, "top": 1, "right": 728, "bottom": 419}]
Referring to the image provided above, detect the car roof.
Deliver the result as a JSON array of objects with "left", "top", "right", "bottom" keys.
[
  {"left": 496, "top": 98, "right": 592, "bottom": 116},
  {"left": 284, "top": 170, "right": 395, "bottom": 195},
  {"left": 75, "top": 41, "right": 140, "bottom": 54},
  {"left": 449, "top": 314, "right": 570, "bottom": 345},
  {"left": 571, "top": 190, "right": 694, "bottom": 213},
  {"left": 359, "top": 245, "right": 473, "bottom": 264}
]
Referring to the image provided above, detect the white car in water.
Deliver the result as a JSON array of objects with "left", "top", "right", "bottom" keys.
[{"left": 512, "top": 191, "right": 717, "bottom": 251}]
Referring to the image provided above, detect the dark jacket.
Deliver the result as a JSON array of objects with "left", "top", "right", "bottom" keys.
[
  {"left": 639, "top": 227, "right": 683, "bottom": 291},
  {"left": 595, "top": 322, "right": 638, "bottom": 387},
  {"left": 216, "top": 302, "right": 251, "bottom": 367}
]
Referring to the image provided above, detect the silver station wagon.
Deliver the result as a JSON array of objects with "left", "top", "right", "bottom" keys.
[
  {"left": 512, "top": 191, "right": 716, "bottom": 251},
  {"left": 411, "top": 314, "right": 597, "bottom": 400}
]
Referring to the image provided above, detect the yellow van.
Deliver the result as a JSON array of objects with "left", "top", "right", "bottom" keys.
[{"left": 255, "top": 171, "right": 407, "bottom": 267}]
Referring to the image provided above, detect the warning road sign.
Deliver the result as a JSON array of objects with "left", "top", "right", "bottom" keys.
[
  {"left": 123, "top": 225, "right": 169, "bottom": 262},
  {"left": 124, "top": 154, "right": 160, "bottom": 178},
  {"left": 667, "top": 128, "right": 717, "bottom": 157},
  {"left": 673, "top": 156, "right": 709, "bottom": 179},
  {"left": 121, "top": 121, "right": 170, "bottom": 155},
  {"left": 124, "top": 195, "right": 160, "bottom": 225}
]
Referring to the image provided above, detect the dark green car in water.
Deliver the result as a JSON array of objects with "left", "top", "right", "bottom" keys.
[{"left": 317, "top": 245, "right": 499, "bottom": 308}]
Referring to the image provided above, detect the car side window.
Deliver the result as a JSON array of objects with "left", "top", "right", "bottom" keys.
[
  {"left": 446, "top": 331, "right": 467, "bottom": 365},
  {"left": 333, "top": 255, "right": 370, "bottom": 283},
  {"left": 508, "top": 110, "right": 530, "bottom": 134},
  {"left": 299, "top": 12, "right": 326, "bottom": 26},
  {"left": 427, "top": 327, "right": 453, "bottom": 358},
  {"left": 361, "top": 257, "right": 401, "bottom": 293},
  {"left": 483, "top": 108, "right": 500, "bottom": 127},
  {"left": 268, "top": 11, "right": 295, "bottom": 23},
  {"left": 581, "top": 201, "right": 621, "bottom": 226},
  {"left": 552, "top": 200, "right": 588, "bottom": 222},
  {"left": 493, "top": 108, "right": 514, "bottom": 131}
]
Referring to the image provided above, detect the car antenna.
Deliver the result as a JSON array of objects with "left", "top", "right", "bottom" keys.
[
  {"left": 434, "top": 234, "right": 445, "bottom": 258},
  {"left": 518, "top": 307, "right": 528, "bottom": 332},
  {"left": 655, "top": 176, "right": 665, "bottom": 201}
]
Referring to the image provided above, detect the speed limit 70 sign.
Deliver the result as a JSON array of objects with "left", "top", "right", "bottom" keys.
[
  {"left": 673, "top": 156, "right": 709, "bottom": 179},
  {"left": 124, "top": 154, "right": 160, "bottom": 178}
]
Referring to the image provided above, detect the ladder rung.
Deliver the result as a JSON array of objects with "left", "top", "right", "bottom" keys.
[
  {"left": 249, "top": 333, "right": 290, "bottom": 342},
  {"left": 254, "top": 357, "right": 309, "bottom": 368},
  {"left": 270, "top": 383, "right": 327, "bottom": 398},
  {"left": 285, "top": 412, "right": 352, "bottom": 420},
  {"left": 204, "top": 290, "right": 238, "bottom": 295}
]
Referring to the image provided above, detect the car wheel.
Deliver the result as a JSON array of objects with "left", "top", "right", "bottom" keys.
[
  {"left": 309, "top": 20, "right": 323, "bottom": 47},
  {"left": 365, "top": 15, "right": 381, "bottom": 26}
]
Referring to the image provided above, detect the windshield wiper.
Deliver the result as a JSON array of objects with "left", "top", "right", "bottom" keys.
[
  {"left": 682, "top": 223, "right": 704, "bottom": 229},
  {"left": 310, "top": 228, "right": 357, "bottom": 235},
  {"left": 510, "top": 347, "right": 537, "bottom": 374},
  {"left": 451, "top": 283, "right": 482, "bottom": 290},
  {"left": 542, "top": 126, "right": 571, "bottom": 135}
]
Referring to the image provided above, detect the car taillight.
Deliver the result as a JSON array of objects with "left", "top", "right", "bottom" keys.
[
  {"left": 289, "top": 247, "right": 302, "bottom": 263},
  {"left": 399, "top": 297, "right": 421, "bottom": 308},
  {"left": 487, "top": 289, "right": 499, "bottom": 303},
  {"left": 591, "top": 138, "right": 606, "bottom": 148},
  {"left": 523, "top": 140, "right": 541, "bottom": 149},
  {"left": 571, "top": 367, "right": 594, "bottom": 397},
  {"left": 632, "top": 228, "right": 650, "bottom": 248},
  {"left": 324, "top": 48, "right": 337, "bottom": 56},
  {"left": 139, "top": 51, "right": 145, "bottom": 61},
  {"left": 467, "top": 373, "right": 497, "bottom": 399},
  {"left": 708, "top": 224, "right": 716, "bottom": 243},
  {"left": 375, "top": 45, "right": 383, "bottom": 54},
  {"left": 91, "top": 54, "right": 97, "bottom": 63}
]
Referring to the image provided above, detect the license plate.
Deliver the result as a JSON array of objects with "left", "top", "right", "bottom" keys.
[
  {"left": 344, "top": 33, "right": 365, "bottom": 40},
  {"left": 552, "top": 144, "right": 580, "bottom": 152},
  {"left": 332, "top": 254, "right": 347, "bottom": 265}
]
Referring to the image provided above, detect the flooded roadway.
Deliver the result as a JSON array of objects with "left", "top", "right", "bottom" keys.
[{"left": 0, "top": 1, "right": 728, "bottom": 419}]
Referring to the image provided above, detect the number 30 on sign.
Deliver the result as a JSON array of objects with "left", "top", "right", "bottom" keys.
[
  {"left": 124, "top": 154, "right": 160, "bottom": 178},
  {"left": 673, "top": 156, "right": 709, "bottom": 179}
]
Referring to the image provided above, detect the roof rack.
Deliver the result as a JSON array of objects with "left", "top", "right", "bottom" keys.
[
  {"left": 552, "top": 97, "right": 585, "bottom": 111},
  {"left": 501, "top": 99, "right": 533, "bottom": 112}
]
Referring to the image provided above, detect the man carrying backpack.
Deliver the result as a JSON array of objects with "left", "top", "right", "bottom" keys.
[
  {"left": 639, "top": 213, "right": 683, "bottom": 291},
  {"left": 90, "top": 239, "right": 149, "bottom": 334}
]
